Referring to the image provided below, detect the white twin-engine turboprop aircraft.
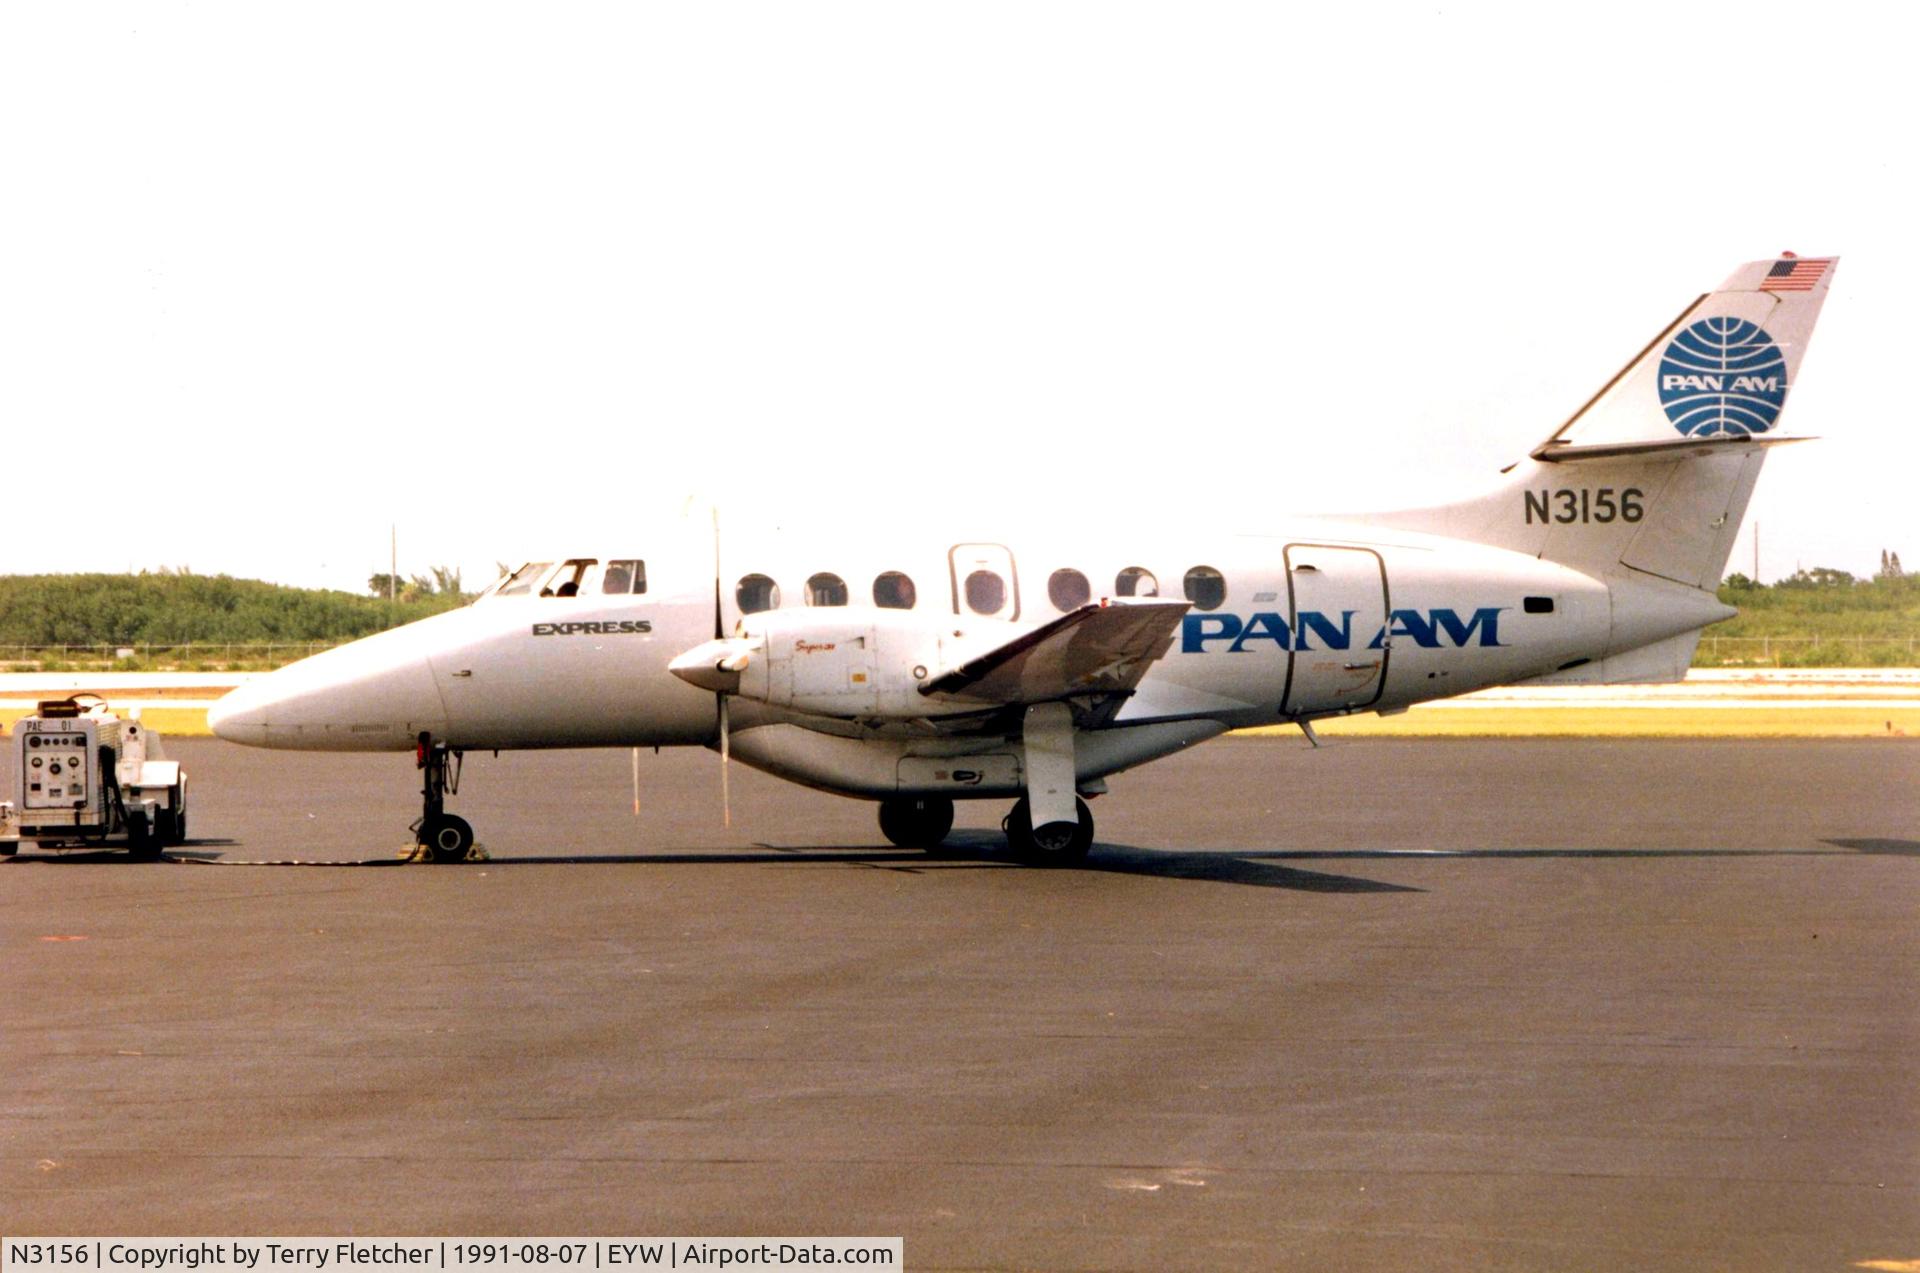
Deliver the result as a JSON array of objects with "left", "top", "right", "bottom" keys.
[{"left": 211, "top": 256, "right": 1836, "bottom": 862}]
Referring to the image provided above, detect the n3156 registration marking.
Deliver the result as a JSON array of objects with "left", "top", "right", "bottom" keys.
[{"left": 1524, "top": 487, "right": 1644, "bottom": 525}]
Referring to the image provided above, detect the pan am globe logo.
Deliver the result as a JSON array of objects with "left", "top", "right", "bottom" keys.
[{"left": 1657, "top": 317, "right": 1788, "bottom": 437}]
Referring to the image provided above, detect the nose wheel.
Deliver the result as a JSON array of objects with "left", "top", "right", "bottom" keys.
[
  {"left": 419, "top": 812, "right": 475, "bottom": 861},
  {"left": 412, "top": 736, "right": 474, "bottom": 863}
]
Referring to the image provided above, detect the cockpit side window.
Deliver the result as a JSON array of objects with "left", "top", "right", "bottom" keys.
[
  {"left": 541, "top": 558, "right": 598, "bottom": 598},
  {"left": 601, "top": 559, "right": 647, "bottom": 595},
  {"left": 496, "top": 561, "right": 553, "bottom": 597}
]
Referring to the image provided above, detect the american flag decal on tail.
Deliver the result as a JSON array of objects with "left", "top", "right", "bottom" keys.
[{"left": 1760, "top": 258, "right": 1832, "bottom": 292}]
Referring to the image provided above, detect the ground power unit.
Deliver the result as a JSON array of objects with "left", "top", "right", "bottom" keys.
[{"left": 0, "top": 698, "right": 188, "bottom": 858}]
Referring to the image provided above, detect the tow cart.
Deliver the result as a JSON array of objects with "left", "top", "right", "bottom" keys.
[{"left": 1, "top": 697, "right": 188, "bottom": 859}]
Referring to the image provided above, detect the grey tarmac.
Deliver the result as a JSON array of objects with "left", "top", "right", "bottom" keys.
[{"left": 3, "top": 735, "right": 1918, "bottom": 1271}]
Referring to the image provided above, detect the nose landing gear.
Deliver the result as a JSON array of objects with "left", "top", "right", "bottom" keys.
[{"left": 413, "top": 734, "right": 475, "bottom": 863}]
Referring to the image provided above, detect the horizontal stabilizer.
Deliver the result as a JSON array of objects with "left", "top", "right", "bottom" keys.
[
  {"left": 921, "top": 599, "right": 1190, "bottom": 704},
  {"left": 1532, "top": 434, "right": 1814, "bottom": 464}
]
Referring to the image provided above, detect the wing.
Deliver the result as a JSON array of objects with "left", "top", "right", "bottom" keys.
[{"left": 920, "top": 599, "right": 1191, "bottom": 706}]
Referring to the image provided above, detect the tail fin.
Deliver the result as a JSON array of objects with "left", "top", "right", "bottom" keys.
[
  {"left": 1539, "top": 254, "right": 1835, "bottom": 456},
  {"left": 1376, "top": 255, "right": 1837, "bottom": 590}
]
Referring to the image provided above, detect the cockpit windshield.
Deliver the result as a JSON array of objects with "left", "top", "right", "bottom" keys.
[
  {"left": 480, "top": 557, "right": 648, "bottom": 601},
  {"left": 601, "top": 559, "right": 646, "bottom": 595},
  {"left": 494, "top": 561, "right": 553, "bottom": 597},
  {"left": 541, "top": 559, "right": 597, "bottom": 597}
]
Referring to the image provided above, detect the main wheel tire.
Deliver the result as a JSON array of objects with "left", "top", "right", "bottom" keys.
[
  {"left": 421, "top": 813, "right": 475, "bottom": 863},
  {"left": 878, "top": 797, "right": 955, "bottom": 850},
  {"left": 1004, "top": 796, "right": 1094, "bottom": 865}
]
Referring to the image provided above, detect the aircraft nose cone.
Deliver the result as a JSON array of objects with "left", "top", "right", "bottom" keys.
[
  {"left": 207, "top": 637, "right": 449, "bottom": 751},
  {"left": 207, "top": 682, "right": 268, "bottom": 745}
]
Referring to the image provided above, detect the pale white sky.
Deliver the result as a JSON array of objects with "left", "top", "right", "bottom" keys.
[{"left": 4, "top": 3, "right": 1913, "bottom": 592}]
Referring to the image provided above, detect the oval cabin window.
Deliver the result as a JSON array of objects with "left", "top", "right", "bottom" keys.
[
  {"left": 1183, "top": 565, "right": 1227, "bottom": 611},
  {"left": 736, "top": 574, "right": 781, "bottom": 614},
  {"left": 1115, "top": 566, "right": 1158, "bottom": 597},
  {"left": 872, "top": 571, "right": 917, "bottom": 609},
  {"left": 1048, "top": 568, "right": 1091, "bottom": 611},
  {"left": 806, "top": 573, "right": 849, "bottom": 606},
  {"left": 964, "top": 570, "right": 1007, "bottom": 615}
]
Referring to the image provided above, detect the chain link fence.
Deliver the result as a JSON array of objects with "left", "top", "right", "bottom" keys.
[
  {"left": 0, "top": 642, "right": 345, "bottom": 672},
  {"left": 1692, "top": 636, "right": 1920, "bottom": 667}
]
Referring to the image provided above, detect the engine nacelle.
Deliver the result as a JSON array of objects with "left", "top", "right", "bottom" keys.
[{"left": 670, "top": 607, "right": 987, "bottom": 718}]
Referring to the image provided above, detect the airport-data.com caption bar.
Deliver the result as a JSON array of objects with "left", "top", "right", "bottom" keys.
[{"left": 1, "top": 1242, "right": 902, "bottom": 1273}]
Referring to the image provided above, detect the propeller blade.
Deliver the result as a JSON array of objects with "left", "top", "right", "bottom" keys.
[{"left": 720, "top": 692, "right": 732, "bottom": 829}]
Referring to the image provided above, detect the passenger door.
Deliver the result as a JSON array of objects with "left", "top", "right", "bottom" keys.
[{"left": 1282, "top": 544, "right": 1389, "bottom": 716}]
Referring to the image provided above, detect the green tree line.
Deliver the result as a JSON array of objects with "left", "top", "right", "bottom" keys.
[
  {"left": 1696, "top": 557, "right": 1920, "bottom": 666},
  {"left": 0, "top": 570, "right": 468, "bottom": 646},
  {"left": 1716, "top": 559, "right": 1920, "bottom": 635}
]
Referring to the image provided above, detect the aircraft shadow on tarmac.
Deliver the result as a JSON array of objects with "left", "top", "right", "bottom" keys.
[
  {"left": 1824, "top": 837, "right": 1920, "bottom": 856},
  {"left": 11, "top": 837, "right": 1916, "bottom": 890},
  {"left": 0, "top": 835, "right": 1412, "bottom": 891},
  {"left": 461, "top": 842, "right": 1425, "bottom": 893}
]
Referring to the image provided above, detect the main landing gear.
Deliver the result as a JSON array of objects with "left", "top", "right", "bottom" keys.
[
  {"left": 413, "top": 734, "right": 474, "bottom": 863},
  {"left": 1007, "top": 701, "right": 1094, "bottom": 865},
  {"left": 875, "top": 793, "right": 1097, "bottom": 865},
  {"left": 878, "top": 703, "right": 1099, "bottom": 866},
  {"left": 1004, "top": 795, "right": 1094, "bottom": 865},
  {"left": 877, "top": 796, "right": 955, "bottom": 849}
]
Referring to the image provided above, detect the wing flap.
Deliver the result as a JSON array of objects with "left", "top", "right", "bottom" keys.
[{"left": 920, "top": 600, "right": 1191, "bottom": 705}]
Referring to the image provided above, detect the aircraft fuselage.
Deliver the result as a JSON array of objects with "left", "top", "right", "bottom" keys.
[{"left": 209, "top": 516, "right": 1710, "bottom": 800}]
